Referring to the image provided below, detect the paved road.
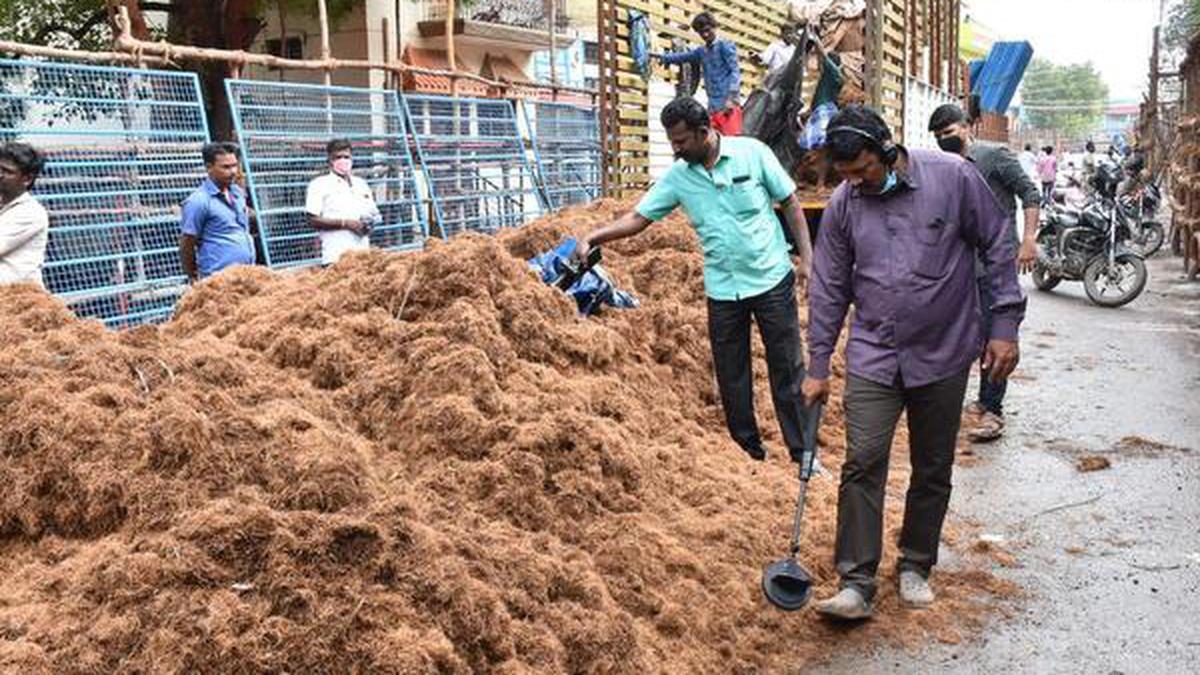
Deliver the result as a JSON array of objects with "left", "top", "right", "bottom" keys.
[{"left": 816, "top": 255, "right": 1200, "bottom": 674}]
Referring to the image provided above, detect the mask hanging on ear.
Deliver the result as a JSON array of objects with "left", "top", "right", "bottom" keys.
[{"left": 879, "top": 170, "right": 898, "bottom": 194}]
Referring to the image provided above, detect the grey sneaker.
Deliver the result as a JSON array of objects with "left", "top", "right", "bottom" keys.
[
  {"left": 898, "top": 570, "right": 935, "bottom": 608},
  {"left": 813, "top": 587, "right": 872, "bottom": 620}
]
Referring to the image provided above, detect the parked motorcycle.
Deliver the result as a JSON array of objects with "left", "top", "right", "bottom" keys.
[
  {"left": 1033, "top": 162, "right": 1148, "bottom": 308},
  {"left": 1116, "top": 180, "right": 1165, "bottom": 257}
]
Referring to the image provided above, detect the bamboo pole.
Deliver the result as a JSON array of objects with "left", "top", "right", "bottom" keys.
[
  {"left": 0, "top": 38, "right": 168, "bottom": 65},
  {"left": 317, "top": 0, "right": 332, "bottom": 87},
  {"left": 382, "top": 16, "right": 392, "bottom": 89},
  {"left": 549, "top": 0, "right": 558, "bottom": 92},
  {"left": 446, "top": 0, "right": 457, "bottom": 96},
  {"left": 597, "top": 0, "right": 610, "bottom": 196}
]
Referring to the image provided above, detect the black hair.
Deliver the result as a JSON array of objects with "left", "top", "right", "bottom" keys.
[
  {"left": 692, "top": 12, "right": 717, "bottom": 32},
  {"left": 202, "top": 142, "right": 240, "bottom": 166},
  {"left": 661, "top": 96, "right": 710, "bottom": 132},
  {"left": 0, "top": 142, "right": 46, "bottom": 187},
  {"left": 826, "top": 105, "right": 892, "bottom": 163},
  {"left": 1024, "top": 143, "right": 1032, "bottom": 151},
  {"left": 326, "top": 138, "right": 352, "bottom": 156},
  {"left": 1085, "top": 141, "right": 1095, "bottom": 152},
  {"left": 1043, "top": 146, "right": 1053, "bottom": 155},
  {"left": 928, "top": 103, "right": 967, "bottom": 132}
]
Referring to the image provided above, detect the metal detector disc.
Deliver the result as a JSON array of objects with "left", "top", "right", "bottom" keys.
[{"left": 762, "top": 558, "right": 813, "bottom": 611}]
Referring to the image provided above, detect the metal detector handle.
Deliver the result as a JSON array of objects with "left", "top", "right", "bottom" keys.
[
  {"left": 798, "top": 401, "right": 823, "bottom": 482},
  {"left": 788, "top": 402, "right": 823, "bottom": 556},
  {"left": 788, "top": 479, "right": 808, "bottom": 557}
]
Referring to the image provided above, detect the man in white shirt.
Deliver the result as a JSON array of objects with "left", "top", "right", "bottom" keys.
[
  {"left": 305, "top": 138, "right": 382, "bottom": 265},
  {"left": 758, "top": 23, "right": 797, "bottom": 84},
  {"left": 1018, "top": 143, "right": 1037, "bottom": 183},
  {"left": 0, "top": 142, "right": 49, "bottom": 287}
]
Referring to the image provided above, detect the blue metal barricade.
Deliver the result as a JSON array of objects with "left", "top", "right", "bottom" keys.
[
  {"left": 402, "top": 94, "right": 544, "bottom": 237},
  {"left": 225, "top": 80, "right": 430, "bottom": 268},
  {"left": 522, "top": 100, "right": 601, "bottom": 209},
  {"left": 0, "top": 59, "right": 207, "bottom": 327}
]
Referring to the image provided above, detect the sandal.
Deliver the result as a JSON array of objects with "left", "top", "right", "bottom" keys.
[{"left": 967, "top": 411, "right": 1005, "bottom": 442}]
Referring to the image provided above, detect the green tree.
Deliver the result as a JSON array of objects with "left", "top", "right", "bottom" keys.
[
  {"left": 0, "top": 0, "right": 358, "bottom": 138},
  {"left": 1020, "top": 58, "right": 1109, "bottom": 140},
  {"left": 1163, "top": 0, "right": 1200, "bottom": 58}
]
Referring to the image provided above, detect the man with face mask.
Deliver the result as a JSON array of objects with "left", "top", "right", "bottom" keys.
[
  {"left": 577, "top": 96, "right": 814, "bottom": 465},
  {"left": 802, "top": 105, "right": 1025, "bottom": 620},
  {"left": 305, "top": 138, "right": 382, "bottom": 265},
  {"left": 929, "top": 103, "right": 1040, "bottom": 443}
]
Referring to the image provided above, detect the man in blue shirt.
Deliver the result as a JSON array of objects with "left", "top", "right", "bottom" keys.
[
  {"left": 660, "top": 12, "right": 743, "bottom": 135},
  {"left": 179, "top": 142, "right": 256, "bottom": 282},
  {"left": 576, "top": 97, "right": 813, "bottom": 463}
]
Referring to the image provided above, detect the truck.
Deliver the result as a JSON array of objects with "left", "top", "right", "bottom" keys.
[{"left": 597, "top": 0, "right": 968, "bottom": 220}]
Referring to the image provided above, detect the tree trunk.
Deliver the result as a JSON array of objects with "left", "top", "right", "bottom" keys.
[{"left": 167, "top": 0, "right": 265, "bottom": 140}]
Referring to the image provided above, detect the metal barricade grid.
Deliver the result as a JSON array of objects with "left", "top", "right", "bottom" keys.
[
  {"left": 523, "top": 100, "right": 601, "bottom": 209},
  {"left": 226, "top": 80, "right": 429, "bottom": 268},
  {"left": 403, "top": 94, "right": 543, "bottom": 237},
  {"left": 0, "top": 58, "right": 207, "bottom": 327}
]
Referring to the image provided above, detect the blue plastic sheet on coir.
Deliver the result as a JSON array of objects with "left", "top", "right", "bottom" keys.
[{"left": 527, "top": 238, "right": 639, "bottom": 316}]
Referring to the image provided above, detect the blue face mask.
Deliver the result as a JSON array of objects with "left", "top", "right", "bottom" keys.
[{"left": 879, "top": 170, "right": 898, "bottom": 194}]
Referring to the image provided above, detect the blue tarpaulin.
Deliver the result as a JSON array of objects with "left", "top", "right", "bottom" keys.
[
  {"left": 971, "top": 41, "right": 1034, "bottom": 114},
  {"left": 627, "top": 10, "right": 652, "bottom": 82},
  {"left": 528, "top": 238, "right": 639, "bottom": 316}
]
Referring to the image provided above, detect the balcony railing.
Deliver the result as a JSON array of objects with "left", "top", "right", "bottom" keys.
[{"left": 418, "top": 0, "right": 570, "bottom": 33}]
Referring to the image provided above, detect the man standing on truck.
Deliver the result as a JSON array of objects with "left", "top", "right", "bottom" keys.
[
  {"left": 802, "top": 105, "right": 1025, "bottom": 620},
  {"left": 757, "top": 23, "right": 797, "bottom": 85},
  {"left": 576, "top": 96, "right": 814, "bottom": 464},
  {"left": 929, "top": 103, "right": 1039, "bottom": 443},
  {"left": 659, "top": 12, "right": 744, "bottom": 135}
]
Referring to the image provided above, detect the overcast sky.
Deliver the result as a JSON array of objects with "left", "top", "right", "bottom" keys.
[{"left": 968, "top": 0, "right": 1165, "bottom": 101}]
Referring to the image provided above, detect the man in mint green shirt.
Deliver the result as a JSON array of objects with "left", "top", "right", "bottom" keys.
[{"left": 577, "top": 97, "right": 813, "bottom": 462}]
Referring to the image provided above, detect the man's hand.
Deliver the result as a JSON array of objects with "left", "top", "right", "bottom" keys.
[
  {"left": 572, "top": 236, "right": 592, "bottom": 263},
  {"left": 793, "top": 258, "right": 810, "bottom": 286},
  {"left": 1018, "top": 236, "right": 1038, "bottom": 274},
  {"left": 801, "top": 376, "right": 830, "bottom": 408},
  {"left": 981, "top": 339, "right": 1020, "bottom": 383}
]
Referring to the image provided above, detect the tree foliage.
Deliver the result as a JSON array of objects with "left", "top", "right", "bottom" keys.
[
  {"left": 0, "top": 0, "right": 160, "bottom": 50},
  {"left": 0, "top": 0, "right": 358, "bottom": 137},
  {"left": 1163, "top": 0, "right": 1200, "bottom": 60},
  {"left": 1020, "top": 58, "right": 1109, "bottom": 139}
]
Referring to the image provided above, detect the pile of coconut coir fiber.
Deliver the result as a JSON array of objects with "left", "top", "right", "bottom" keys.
[{"left": 0, "top": 199, "right": 1014, "bottom": 673}]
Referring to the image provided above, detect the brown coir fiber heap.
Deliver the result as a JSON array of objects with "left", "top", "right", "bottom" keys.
[{"left": 0, "top": 200, "right": 1012, "bottom": 673}]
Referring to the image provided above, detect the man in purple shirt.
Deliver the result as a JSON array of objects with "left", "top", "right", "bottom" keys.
[{"left": 801, "top": 106, "right": 1025, "bottom": 620}]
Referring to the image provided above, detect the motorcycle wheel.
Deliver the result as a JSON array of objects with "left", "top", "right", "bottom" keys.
[
  {"left": 1130, "top": 221, "right": 1165, "bottom": 257},
  {"left": 1083, "top": 254, "right": 1147, "bottom": 308},
  {"left": 1031, "top": 263, "right": 1061, "bottom": 291}
]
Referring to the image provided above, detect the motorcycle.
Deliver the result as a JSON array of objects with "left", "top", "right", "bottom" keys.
[
  {"left": 1033, "top": 162, "right": 1148, "bottom": 308},
  {"left": 1115, "top": 180, "right": 1165, "bottom": 257}
]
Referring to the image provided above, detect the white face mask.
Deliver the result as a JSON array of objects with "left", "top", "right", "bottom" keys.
[{"left": 331, "top": 157, "right": 353, "bottom": 176}]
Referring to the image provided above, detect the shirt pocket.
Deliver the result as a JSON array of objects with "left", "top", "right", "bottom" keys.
[
  {"left": 727, "top": 178, "right": 763, "bottom": 217},
  {"left": 913, "top": 217, "right": 955, "bottom": 279}
]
